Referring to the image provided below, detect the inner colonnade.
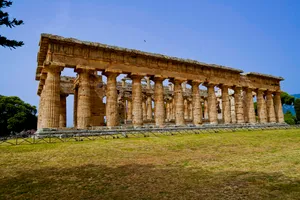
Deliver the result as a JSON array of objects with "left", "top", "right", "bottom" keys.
[{"left": 36, "top": 34, "right": 285, "bottom": 130}]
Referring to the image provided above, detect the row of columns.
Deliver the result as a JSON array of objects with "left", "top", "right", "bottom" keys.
[{"left": 38, "top": 66, "right": 285, "bottom": 129}]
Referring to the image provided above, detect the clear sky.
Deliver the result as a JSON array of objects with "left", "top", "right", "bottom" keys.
[{"left": 1, "top": 0, "right": 299, "bottom": 126}]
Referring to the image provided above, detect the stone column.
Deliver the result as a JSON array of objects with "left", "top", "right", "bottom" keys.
[
  {"left": 166, "top": 101, "right": 170, "bottom": 121},
  {"left": 172, "top": 98, "right": 175, "bottom": 120},
  {"left": 131, "top": 75, "right": 143, "bottom": 127},
  {"left": 257, "top": 89, "right": 267, "bottom": 123},
  {"left": 207, "top": 84, "right": 218, "bottom": 124},
  {"left": 59, "top": 94, "right": 67, "bottom": 128},
  {"left": 184, "top": 99, "right": 189, "bottom": 120},
  {"left": 204, "top": 98, "right": 209, "bottom": 119},
  {"left": 154, "top": 77, "right": 165, "bottom": 127},
  {"left": 189, "top": 101, "right": 193, "bottom": 120},
  {"left": 230, "top": 95, "right": 236, "bottom": 123},
  {"left": 234, "top": 87, "right": 245, "bottom": 124},
  {"left": 173, "top": 79, "right": 185, "bottom": 126},
  {"left": 127, "top": 99, "right": 132, "bottom": 121},
  {"left": 192, "top": 82, "right": 202, "bottom": 126},
  {"left": 73, "top": 87, "right": 78, "bottom": 128},
  {"left": 266, "top": 91, "right": 276, "bottom": 123},
  {"left": 245, "top": 88, "right": 256, "bottom": 124},
  {"left": 42, "top": 65, "right": 62, "bottom": 128},
  {"left": 105, "top": 72, "right": 119, "bottom": 127},
  {"left": 142, "top": 98, "right": 147, "bottom": 121},
  {"left": 77, "top": 69, "right": 92, "bottom": 129},
  {"left": 146, "top": 95, "right": 152, "bottom": 120},
  {"left": 274, "top": 91, "right": 284, "bottom": 123},
  {"left": 118, "top": 97, "right": 126, "bottom": 124},
  {"left": 221, "top": 85, "right": 231, "bottom": 124},
  {"left": 37, "top": 85, "right": 45, "bottom": 130},
  {"left": 90, "top": 75, "right": 104, "bottom": 126}
]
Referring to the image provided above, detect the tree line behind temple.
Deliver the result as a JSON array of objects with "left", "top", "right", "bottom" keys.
[{"left": 0, "top": 92, "right": 299, "bottom": 137}]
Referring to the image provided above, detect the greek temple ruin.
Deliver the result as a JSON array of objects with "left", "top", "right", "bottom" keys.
[{"left": 36, "top": 34, "right": 285, "bottom": 130}]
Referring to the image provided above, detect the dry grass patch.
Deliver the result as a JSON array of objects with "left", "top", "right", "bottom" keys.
[{"left": 0, "top": 129, "right": 300, "bottom": 199}]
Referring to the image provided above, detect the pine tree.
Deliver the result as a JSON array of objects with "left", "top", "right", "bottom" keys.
[
  {"left": 294, "top": 99, "right": 300, "bottom": 123},
  {"left": 0, "top": 0, "right": 24, "bottom": 49}
]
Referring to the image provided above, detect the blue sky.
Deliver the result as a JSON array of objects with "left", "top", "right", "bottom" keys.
[{"left": 1, "top": 0, "right": 299, "bottom": 126}]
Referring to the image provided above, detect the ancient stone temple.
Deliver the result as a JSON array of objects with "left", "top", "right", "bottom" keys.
[{"left": 36, "top": 34, "right": 285, "bottom": 130}]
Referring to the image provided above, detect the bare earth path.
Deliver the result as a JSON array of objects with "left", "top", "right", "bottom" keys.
[{"left": 0, "top": 130, "right": 300, "bottom": 199}]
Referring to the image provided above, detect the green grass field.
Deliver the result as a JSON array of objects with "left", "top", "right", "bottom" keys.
[{"left": 0, "top": 129, "right": 300, "bottom": 200}]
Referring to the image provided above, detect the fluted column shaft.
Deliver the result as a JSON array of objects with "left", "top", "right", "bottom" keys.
[
  {"left": 207, "top": 84, "right": 218, "bottom": 124},
  {"left": 274, "top": 92, "right": 284, "bottom": 123},
  {"left": 73, "top": 87, "right": 78, "bottom": 128},
  {"left": 257, "top": 89, "right": 267, "bottom": 123},
  {"left": 246, "top": 88, "right": 256, "bottom": 123},
  {"left": 59, "top": 94, "right": 67, "bottom": 128},
  {"left": 91, "top": 76, "right": 104, "bottom": 126},
  {"left": 146, "top": 96, "right": 152, "bottom": 120},
  {"left": 77, "top": 70, "right": 92, "bottom": 129},
  {"left": 37, "top": 86, "right": 45, "bottom": 130},
  {"left": 132, "top": 75, "right": 143, "bottom": 127},
  {"left": 221, "top": 85, "right": 231, "bottom": 124},
  {"left": 266, "top": 91, "right": 276, "bottom": 123},
  {"left": 192, "top": 82, "right": 202, "bottom": 126},
  {"left": 174, "top": 80, "right": 185, "bottom": 126},
  {"left": 105, "top": 72, "right": 119, "bottom": 127},
  {"left": 42, "top": 66, "right": 61, "bottom": 128},
  {"left": 234, "top": 87, "right": 245, "bottom": 124},
  {"left": 154, "top": 77, "right": 165, "bottom": 126},
  {"left": 184, "top": 99, "right": 189, "bottom": 120},
  {"left": 142, "top": 99, "right": 147, "bottom": 121},
  {"left": 127, "top": 100, "right": 132, "bottom": 121},
  {"left": 189, "top": 102, "right": 193, "bottom": 120},
  {"left": 166, "top": 102, "right": 170, "bottom": 121},
  {"left": 204, "top": 99, "right": 208, "bottom": 119}
]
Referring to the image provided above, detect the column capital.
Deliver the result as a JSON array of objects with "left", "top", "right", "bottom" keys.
[
  {"left": 102, "top": 71, "right": 119, "bottom": 78},
  {"left": 169, "top": 77, "right": 187, "bottom": 84},
  {"left": 151, "top": 75, "right": 167, "bottom": 82}
]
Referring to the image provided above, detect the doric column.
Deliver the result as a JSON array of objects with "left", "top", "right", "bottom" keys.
[
  {"left": 37, "top": 84, "right": 45, "bottom": 130},
  {"left": 192, "top": 81, "right": 202, "bottom": 126},
  {"left": 221, "top": 85, "right": 231, "bottom": 124},
  {"left": 189, "top": 101, "right": 193, "bottom": 120},
  {"left": 245, "top": 88, "right": 256, "bottom": 123},
  {"left": 127, "top": 99, "right": 132, "bottom": 121},
  {"left": 173, "top": 79, "right": 185, "bottom": 126},
  {"left": 142, "top": 98, "right": 147, "bottom": 121},
  {"left": 230, "top": 95, "right": 236, "bottom": 123},
  {"left": 42, "top": 65, "right": 62, "bottom": 128},
  {"left": 154, "top": 77, "right": 165, "bottom": 127},
  {"left": 204, "top": 98, "right": 209, "bottom": 119},
  {"left": 207, "top": 84, "right": 218, "bottom": 124},
  {"left": 131, "top": 75, "right": 143, "bottom": 127},
  {"left": 59, "top": 94, "right": 67, "bottom": 128},
  {"left": 73, "top": 87, "right": 78, "bottom": 128},
  {"left": 184, "top": 99, "right": 189, "bottom": 120},
  {"left": 146, "top": 95, "right": 152, "bottom": 120},
  {"left": 90, "top": 74, "right": 104, "bottom": 126},
  {"left": 234, "top": 86, "right": 245, "bottom": 124},
  {"left": 257, "top": 89, "right": 267, "bottom": 123},
  {"left": 77, "top": 69, "right": 93, "bottom": 129},
  {"left": 105, "top": 72, "right": 119, "bottom": 127},
  {"left": 274, "top": 91, "right": 284, "bottom": 123},
  {"left": 266, "top": 91, "right": 276, "bottom": 123},
  {"left": 118, "top": 97, "right": 126, "bottom": 124},
  {"left": 172, "top": 98, "right": 175, "bottom": 120}
]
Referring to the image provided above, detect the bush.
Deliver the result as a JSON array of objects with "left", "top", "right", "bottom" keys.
[{"left": 284, "top": 111, "right": 296, "bottom": 125}]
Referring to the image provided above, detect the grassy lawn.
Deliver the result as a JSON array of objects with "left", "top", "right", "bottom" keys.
[{"left": 0, "top": 129, "right": 300, "bottom": 200}]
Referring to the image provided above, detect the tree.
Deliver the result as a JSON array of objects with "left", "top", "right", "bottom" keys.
[
  {"left": 284, "top": 111, "right": 296, "bottom": 125},
  {"left": 0, "top": 0, "right": 24, "bottom": 49},
  {"left": 0, "top": 95, "right": 37, "bottom": 136},
  {"left": 281, "top": 92, "right": 295, "bottom": 105},
  {"left": 294, "top": 99, "right": 300, "bottom": 123}
]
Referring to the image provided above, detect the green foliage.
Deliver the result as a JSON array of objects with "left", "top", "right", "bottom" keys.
[
  {"left": 0, "top": 0, "right": 24, "bottom": 49},
  {"left": 0, "top": 95, "right": 37, "bottom": 136},
  {"left": 284, "top": 111, "right": 296, "bottom": 125},
  {"left": 281, "top": 92, "right": 295, "bottom": 105},
  {"left": 294, "top": 99, "right": 300, "bottom": 123}
]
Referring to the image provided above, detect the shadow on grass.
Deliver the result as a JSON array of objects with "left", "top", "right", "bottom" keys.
[{"left": 0, "top": 164, "right": 299, "bottom": 200}]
